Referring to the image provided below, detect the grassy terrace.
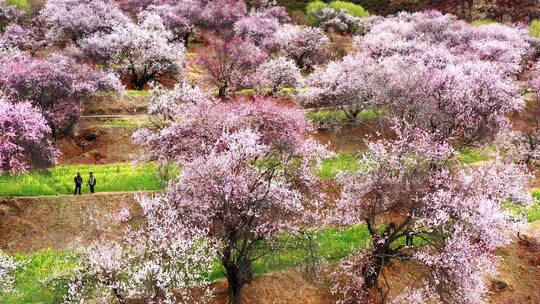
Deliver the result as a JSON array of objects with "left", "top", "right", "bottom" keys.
[
  {"left": 0, "top": 163, "right": 164, "bottom": 196},
  {"left": 530, "top": 190, "right": 540, "bottom": 222},
  {"left": 306, "top": 108, "right": 382, "bottom": 122},
  {"left": 0, "top": 147, "right": 491, "bottom": 196}
]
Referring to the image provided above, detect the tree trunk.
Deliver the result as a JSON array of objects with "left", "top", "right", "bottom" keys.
[
  {"left": 132, "top": 78, "right": 144, "bottom": 90},
  {"left": 345, "top": 109, "right": 360, "bottom": 122},
  {"left": 183, "top": 33, "right": 191, "bottom": 48},
  {"left": 218, "top": 85, "right": 228, "bottom": 98},
  {"left": 227, "top": 275, "right": 244, "bottom": 304},
  {"left": 222, "top": 249, "right": 253, "bottom": 304}
]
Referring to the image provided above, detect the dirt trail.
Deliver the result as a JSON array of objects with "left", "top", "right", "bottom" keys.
[{"left": 84, "top": 95, "right": 150, "bottom": 116}]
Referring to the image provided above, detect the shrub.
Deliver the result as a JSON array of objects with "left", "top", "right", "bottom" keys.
[
  {"left": 306, "top": 1, "right": 369, "bottom": 25},
  {"left": 329, "top": 1, "right": 370, "bottom": 18},
  {"left": 306, "top": 0, "right": 328, "bottom": 25}
]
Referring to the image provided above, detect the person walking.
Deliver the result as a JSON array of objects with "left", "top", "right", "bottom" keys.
[
  {"left": 87, "top": 172, "right": 96, "bottom": 194},
  {"left": 74, "top": 173, "right": 83, "bottom": 195},
  {"left": 406, "top": 231, "right": 414, "bottom": 247}
]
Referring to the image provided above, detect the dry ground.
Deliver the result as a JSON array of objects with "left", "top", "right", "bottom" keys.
[{"left": 0, "top": 192, "right": 150, "bottom": 253}]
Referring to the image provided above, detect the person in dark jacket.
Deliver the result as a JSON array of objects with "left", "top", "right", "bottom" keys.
[
  {"left": 74, "top": 172, "right": 83, "bottom": 195},
  {"left": 87, "top": 172, "right": 96, "bottom": 193}
]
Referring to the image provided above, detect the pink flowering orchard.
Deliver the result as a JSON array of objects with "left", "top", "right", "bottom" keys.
[
  {"left": 0, "top": 51, "right": 122, "bottom": 138},
  {"left": 41, "top": 0, "right": 129, "bottom": 44},
  {"left": 0, "top": 0, "right": 538, "bottom": 303},
  {"left": 318, "top": 10, "right": 536, "bottom": 304}
]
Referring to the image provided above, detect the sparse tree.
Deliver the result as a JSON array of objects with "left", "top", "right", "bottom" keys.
[
  {"left": 332, "top": 126, "right": 533, "bottom": 304},
  {"left": 193, "top": 35, "right": 266, "bottom": 97},
  {"left": 300, "top": 52, "right": 378, "bottom": 121}
]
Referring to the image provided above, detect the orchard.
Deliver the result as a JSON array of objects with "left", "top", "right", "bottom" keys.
[{"left": 1, "top": 1, "right": 540, "bottom": 304}]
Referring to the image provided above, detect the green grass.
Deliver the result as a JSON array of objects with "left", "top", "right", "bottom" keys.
[
  {"left": 1, "top": 250, "right": 77, "bottom": 304},
  {"left": 0, "top": 163, "right": 165, "bottom": 196},
  {"left": 127, "top": 90, "right": 152, "bottom": 96},
  {"left": 318, "top": 152, "right": 360, "bottom": 179},
  {"left": 531, "top": 19, "right": 540, "bottom": 38},
  {"left": 306, "top": 1, "right": 370, "bottom": 25},
  {"left": 317, "top": 146, "right": 490, "bottom": 180},
  {"left": 5, "top": 0, "right": 30, "bottom": 11},
  {"left": 99, "top": 121, "right": 140, "bottom": 127},
  {"left": 306, "top": 109, "right": 382, "bottom": 122},
  {"left": 529, "top": 190, "right": 540, "bottom": 222},
  {"left": 457, "top": 147, "right": 490, "bottom": 164},
  {"left": 471, "top": 19, "right": 495, "bottom": 26},
  {"left": 253, "top": 225, "right": 370, "bottom": 274}
]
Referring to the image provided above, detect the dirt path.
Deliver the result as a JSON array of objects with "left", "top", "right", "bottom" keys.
[{"left": 0, "top": 190, "right": 160, "bottom": 200}]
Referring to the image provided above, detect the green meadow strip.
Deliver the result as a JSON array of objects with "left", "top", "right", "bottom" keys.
[{"left": 0, "top": 163, "right": 165, "bottom": 196}]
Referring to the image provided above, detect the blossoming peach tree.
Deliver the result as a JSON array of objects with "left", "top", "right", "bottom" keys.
[
  {"left": 133, "top": 90, "right": 327, "bottom": 303},
  {"left": 331, "top": 125, "right": 533, "bottom": 304}
]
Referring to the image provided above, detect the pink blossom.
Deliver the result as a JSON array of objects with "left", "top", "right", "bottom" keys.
[
  {"left": 0, "top": 96, "right": 59, "bottom": 173},
  {"left": 253, "top": 57, "right": 302, "bottom": 94},
  {"left": 0, "top": 50, "right": 123, "bottom": 138},
  {"left": 76, "top": 18, "right": 184, "bottom": 90},
  {"left": 41, "top": 0, "right": 129, "bottom": 43},
  {"left": 275, "top": 24, "right": 329, "bottom": 70},
  {"left": 134, "top": 94, "right": 322, "bottom": 165}
]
